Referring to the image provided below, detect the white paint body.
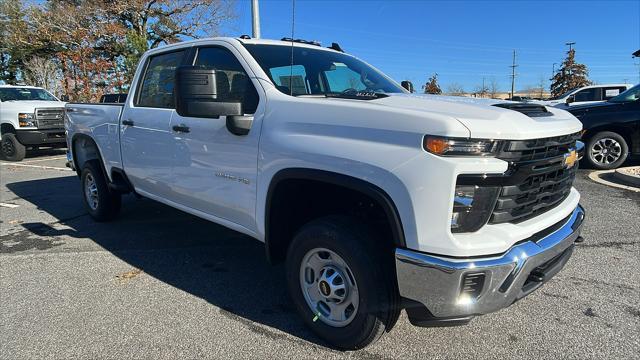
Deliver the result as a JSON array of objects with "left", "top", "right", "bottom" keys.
[
  {"left": 65, "top": 38, "right": 583, "bottom": 257},
  {"left": 0, "top": 85, "right": 65, "bottom": 134}
]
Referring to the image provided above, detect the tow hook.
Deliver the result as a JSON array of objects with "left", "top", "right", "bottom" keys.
[{"left": 574, "top": 236, "right": 584, "bottom": 243}]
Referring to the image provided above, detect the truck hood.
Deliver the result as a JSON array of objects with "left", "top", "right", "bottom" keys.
[
  {"left": 372, "top": 93, "right": 582, "bottom": 140},
  {"left": 0, "top": 100, "right": 66, "bottom": 113}
]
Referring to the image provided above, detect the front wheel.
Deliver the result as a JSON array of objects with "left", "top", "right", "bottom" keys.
[
  {"left": 80, "top": 160, "right": 121, "bottom": 221},
  {"left": 286, "top": 216, "right": 400, "bottom": 350},
  {"left": 585, "top": 131, "right": 629, "bottom": 170},
  {"left": 1, "top": 133, "right": 26, "bottom": 161}
]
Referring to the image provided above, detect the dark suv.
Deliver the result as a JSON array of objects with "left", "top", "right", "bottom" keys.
[{"left": 568, "top": 84, "right": 640, "bottom": 169}]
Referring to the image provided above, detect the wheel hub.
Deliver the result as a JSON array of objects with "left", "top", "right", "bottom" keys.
[
  {"left": 84, "top": 173, "right": 99, "bottom": 210},
  {"left": 591, "top": 137, "right": 622, "bottom": 165},
  {"left": 299, "top": 248, "right": 359, "bottom": 327}
]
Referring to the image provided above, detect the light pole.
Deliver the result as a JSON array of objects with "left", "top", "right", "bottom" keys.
[{"left": 251, "top": 0, "right": 261, "bottom": 39}]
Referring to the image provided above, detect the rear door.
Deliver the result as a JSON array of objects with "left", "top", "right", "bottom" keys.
[
  {"left": 120, "top": 49, "right": 189, "bottom": 198},
  {"left": 168, "top": 43, "right": 264, "bottom": 231}
]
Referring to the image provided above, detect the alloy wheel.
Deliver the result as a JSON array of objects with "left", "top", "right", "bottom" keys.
[
  {"left": 84, "top": 173, "right": 99, "bottom": 210},
  {"left": 591, "top": 137, "right": 622, "bottom": 165}
]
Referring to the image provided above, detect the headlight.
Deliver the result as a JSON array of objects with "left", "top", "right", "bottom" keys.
[
  {"left": 424, "top": 135, "right": 502, "bottom": 156},
  {"left": 451, "top": 184, "right": 499, "bottom": 233},
  {"left": 18, "top": 113, "right": 35, "bottom": 127}
]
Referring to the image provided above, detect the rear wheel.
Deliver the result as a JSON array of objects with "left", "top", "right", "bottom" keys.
[
  {"left": 586, "top": 131, "right": 628, "bottom": 170},
  {"left": 1, "top": 133, "right": 26, "bottom": 161},
  {"left": 80, "top": 160, "right": 121, "bottom": 221},
  {"left": 286, "top": 216, "right": 400, "bottom": 350}
]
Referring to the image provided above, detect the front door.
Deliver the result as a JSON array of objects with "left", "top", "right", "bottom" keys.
[
  {"left": 121, "top": 49, "right": 189, "bottom": 198},
  {"left": 168, "top": 44, "right": 264, "bottom": 232}
]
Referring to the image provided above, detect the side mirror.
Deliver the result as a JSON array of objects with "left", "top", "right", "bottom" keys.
[
  {"left": 565, "top": 95, "right": 575, "bottom": 104},
  {"left": 60, "top": 95, "right": 69, "bottom": 102},
  {"left": 401, "top": 80, "right": 414, "bottom": 93},
  {"left": 175, "top": 66, "right": 243, "bottom": 119}
]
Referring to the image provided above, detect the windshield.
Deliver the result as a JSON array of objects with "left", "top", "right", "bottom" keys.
[
  {"left": 0, "top": 87, "right": 58, "bottom": 101},
  {"left": 549, "top": 88, "right": 577, "bottom": 100},
  {"left": 243, "top": 44, "right": 405, "bottom": 97},
  {"left": 609, "top": 84, "right": 640, "bottom": 103}
]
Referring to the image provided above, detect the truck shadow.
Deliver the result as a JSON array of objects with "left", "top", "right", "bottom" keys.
[{"left": 5, "top": 175, "right": 325, "bottom": 348}]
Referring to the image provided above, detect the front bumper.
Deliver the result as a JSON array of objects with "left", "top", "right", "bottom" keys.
[
  {"left": 395, "top": 204, "right": 585, "bottom": 321},
  {"left": 15, "top": 129, "right": 66, "bottom": 146}
]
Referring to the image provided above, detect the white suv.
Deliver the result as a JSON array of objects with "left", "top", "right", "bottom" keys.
[{"left": 0, "top": 85, "right": 66, "bottom": 161}]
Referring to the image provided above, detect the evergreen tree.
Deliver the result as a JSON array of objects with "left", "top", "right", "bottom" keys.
[
  {"left": 424, "top": 73, "right": 442, "bottom": 94},
  {"left": 550, "top": 49, "right": 591, "bottom": 97}
]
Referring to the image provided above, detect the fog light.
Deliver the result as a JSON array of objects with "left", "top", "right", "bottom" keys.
[
  {"left": 451, "top": 184, "right": 499, "bottom": 233},
  {"left": 460, "top": 272, "right": 486, "bottom": 301}
]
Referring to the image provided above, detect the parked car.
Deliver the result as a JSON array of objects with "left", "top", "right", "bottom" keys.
[
  {"left": 536, "top": 84, "right": 632, "bottom": 109},
  {"left": 99, "top": 93, "right": 128, "bottom": 103},
  {"left": 0, "top": 85, "right": 66, "bottom": 161},
  {"left": 568, "top": 83, "right": 640, "bottom": 169},
  {"left": 65, "top": 37, "right": 586, "bottom": 349}
]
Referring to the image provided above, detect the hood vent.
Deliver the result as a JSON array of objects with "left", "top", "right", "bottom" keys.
[{"left": 493, "top": 103, "right": 552, "bottom": 117}]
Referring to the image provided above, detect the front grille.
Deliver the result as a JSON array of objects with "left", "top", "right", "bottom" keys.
[
  {"left": 490, "top": 132, "right": 580, "bottom": 224},
  {"left": 35, "top": 108, "right": 65, "bottom": 129}
]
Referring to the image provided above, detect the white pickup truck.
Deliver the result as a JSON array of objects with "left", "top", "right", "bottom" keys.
[
  {"left": 65, "top": 37, "right": 586, "bottom": 349},
  {"left": 1, "top": 85, "right": 66, "bottom": 161}
]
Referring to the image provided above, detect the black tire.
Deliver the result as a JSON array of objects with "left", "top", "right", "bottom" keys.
[
  {"left": 286, "top": 215, "right": 400, "bottom": 350},
  {"left": 80, "top": 160, "right": 121, "bottom": 221},
  {"left": 585, "top": 131, "right": 629, "bottom": 170},
  {"left": 1, "top": 133, "right": 26, "bottom": 161}
]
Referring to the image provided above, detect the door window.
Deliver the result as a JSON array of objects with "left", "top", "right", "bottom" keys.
[
  {"left": 136, "top": 50, "right": 186, "bottom": 108},
  {"left": 602, "top": 87, "right": 627, "bottom": 100},
  {"left": 574, "top": 88, "right": 601, "bottom": 102},
  {"left": 194, "top": 47, "right": 259, "bottom": 114}
]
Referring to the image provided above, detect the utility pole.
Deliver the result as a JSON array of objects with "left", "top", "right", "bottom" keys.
[
  {"left": 565, "top": 42, "right": 575, "bottom": 51},
  {"left": 251, "top": 0, "right": 261, "bottom": 39},
  {"left": 510, "top": 50, "right": 517, "bottom": 99}
]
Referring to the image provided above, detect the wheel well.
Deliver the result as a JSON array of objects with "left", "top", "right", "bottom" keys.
[
  {"left": 1, "top": 123, "right": 16, "bottom": 135},
  {"left": 72, "top": 135, "right": 102, "bottom": 176},
  {"left": 265, "top": 169, "right": 405, "bottom": 264}
]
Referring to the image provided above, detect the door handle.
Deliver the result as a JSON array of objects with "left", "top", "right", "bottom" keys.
[
  {"left": 122, "top": 119, "right": 134, "bottom": 126},
  {"left": 172, "top": 124, "right": 190, "bottom": 133}
]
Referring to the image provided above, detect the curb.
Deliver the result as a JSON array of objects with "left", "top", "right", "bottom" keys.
[
  {"left": 614, "top": 167, "right": 640, "bottom": 187},
  {"left": 588, "top": 169, "right": 640, "bottom": 193}
]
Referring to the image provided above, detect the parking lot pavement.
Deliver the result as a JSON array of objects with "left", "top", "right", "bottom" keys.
[{"left": 1, "top": 153, "right": 638, "bottom": 360}]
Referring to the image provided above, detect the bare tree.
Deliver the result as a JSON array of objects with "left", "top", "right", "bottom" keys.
[
  {"left": 488, "top": 77, "right": 500, "bottom": 98},
  {"left": 23, "top": 56, "right": 62, "bottom": 95},
  {"left": 446, "top": 83, "right": 466, "bottom": 96},
  {"left": 474, "top": 81, "right": 489, "bottom": 98}
]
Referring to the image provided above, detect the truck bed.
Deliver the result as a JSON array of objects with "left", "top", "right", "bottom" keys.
[{"left": 65, "top": 103, "right": 124, "bottom": 178}]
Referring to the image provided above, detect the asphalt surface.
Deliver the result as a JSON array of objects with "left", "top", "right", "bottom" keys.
[{"left": 1, "top": 151, "right": 638, "bottom": 359}]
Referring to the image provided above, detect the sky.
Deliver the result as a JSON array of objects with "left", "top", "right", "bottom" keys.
[{"left": 226, "top": 0, "right": 640, "bottom": 92}]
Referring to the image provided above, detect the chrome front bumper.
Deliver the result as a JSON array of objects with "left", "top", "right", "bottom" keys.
[{"left": 395, "top": 204, "right": 585, "bottom": 320}]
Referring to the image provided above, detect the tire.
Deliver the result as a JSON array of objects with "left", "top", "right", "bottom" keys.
[
  {"left": 286, "top": 215, "right": 400, "bottom": 350},
  {"left": 585, "top": 131, "right": 629, "bottom": 170},
  {"left": 1, "top": 133, "right": 26, "bottom": 161},
  {"left": 80, "top": 160, "right": 121, "bottom": 221}
]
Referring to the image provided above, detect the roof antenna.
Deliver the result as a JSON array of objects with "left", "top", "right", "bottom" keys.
[{"left": 288, "top": 0, "right": 296, "bottom": 96}]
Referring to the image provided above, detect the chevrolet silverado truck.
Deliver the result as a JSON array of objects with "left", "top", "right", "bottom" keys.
[
  {"left": 65, "top": 37, "right": 586, "bottom": 350},
  {"left": 0, "top": 85, "right": 66, "bottom": 161}
]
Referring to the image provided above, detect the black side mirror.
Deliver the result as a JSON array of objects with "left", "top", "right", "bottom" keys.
[
  {"left": 60, "top": 95, "right": 69, "bottom": 102},
  {"left": 401, "top": 80, "right": 414, "bottom": 93},
  {"left": 175, "top": 66, "right": 243, "bottom": 119},
  {"left": 566, "top": 95, "right": 575, "bottom": 104}
]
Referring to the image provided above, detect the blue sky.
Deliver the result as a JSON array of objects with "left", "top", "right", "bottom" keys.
[{"left": 227, "top": 0, "right": 640, "bottom": 92}]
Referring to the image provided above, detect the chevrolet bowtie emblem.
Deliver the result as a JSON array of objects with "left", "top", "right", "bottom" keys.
[{"left": 563, "top": 149, "right": 577, "bottom": 169}]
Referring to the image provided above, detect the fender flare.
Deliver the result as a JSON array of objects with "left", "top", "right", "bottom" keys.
[{"left": 264, "top": 168, "right": 407, "bottom": 262}]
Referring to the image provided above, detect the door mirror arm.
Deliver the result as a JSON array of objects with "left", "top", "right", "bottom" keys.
[{"left": 226, "top": 115, "right": 253, "bottom": 136}]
